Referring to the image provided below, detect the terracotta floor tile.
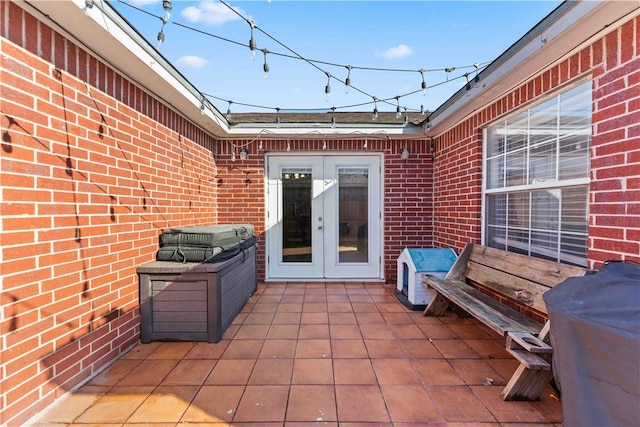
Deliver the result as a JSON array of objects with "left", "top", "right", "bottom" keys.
[
  {"left": 417, "top": 323, "right": 458, "bottom": 339},
  {"left": 304, "top": 295, "right": 327, "bottom": 303},
  {"left": 277, "top": 303, "right": 303, "bottom": 313},
  {"left": 181, "top": 385, "right": 244, "bottom": 423},
  {"left": 464, "top": 338, "right": 511, "bottom": 359},
  {"left": 267, "top": 324, "right": 300, "bottom": 340},
  {"left": 272, "top": 312, "right": 302, "bottom": 324},
  {"left": 234, "top": 324, "right": 271, "bottom": 340},
  {"left": 243, "top": 312, "right": 276, "bottom": 324},
  {"left": 486, "top": 358, "right": 520, "bottom": 380},
  {"left": 259, "top": 295, "right": 284, "bottom": 304},
  {"left": 298, "top": 324, "right": 330, "bottom": 339},
  {"left": 249, "top": 358, "right": 294, "bottom": 385},
  {"left": 303, "top": 303, "right": 327, "bottom": 312},
  {"left": 74, "top": 386, "right": 154, "bottom": 424},
  {"left": 427, "top": 385, "right": 496, "bottom": 423},
  {"left": 355, "top": 312, "right": 387, "bottom": 325},
  {"left": 381, "top": 312, "right": 414, "bottom": 324},
  {"left": 376, "top": 302, "right": 406, "bottom": 313},
  {"left": 328, "top": 312, "right": 357, "bottom": 324},
  {"left": 338, "top": 423, "right": 393, "bottom": 427},
  {"left": 399, "top": 339, "right": 443, "bottom": 359},
  {"left": 348, "top": 295, "right": 374, "bottom": 303},
  {"left": 221, "top": 339, "right": 263, "bottom": 359},
  {"left": 364, "top": 339, "right": 406, "bottom": 358},
  {"left": 223, "top": 323, "right": 240, "bottom": 339},
  {"left": 286, "top": 385, "right": 337, "bottom": 422},
  {"left": 233, "top": 385, "right": 289, "bottom": 422},
  {"left": 252, "top": 302, "right": 279, "bottom": 312},
  {"left": 121, "top": 342, "right": 162, "bottom": 359},
  {"left": 431, "top": 339, "right": 480, "bottom": 359},
  {"left": 329, "top": 324, "right": 362, "bottom": 339},
  {"left": 358, "top": 324, "right": 395, "bottom": 339},
  {"left": 389, "top": 324, "right": 427, "bottom": 339},
  {"left": 380, "top": 384, "right": 443, "bottom": 423},
  {"left": 184, "top": 341, "right": 229, "bottom": 359},
  {"left": 471, "top": 385, "right": 552, "bottom": 423},
  {"left": 281, "top": 295, "right": 304, "bottom": 304},
  {"left": 300, "top": 311, "right": 329, "bottom": 324},
  {"left": 326, "top": 294, "right": 350, "bottom": 303},
  {"left": 335, "top": 385, "right": 390, "bottom": 422},
  {"left": 352, "top": 304, "right": 383, "bottom": 314},
  {"left": 117, "top": 359, "right": 178, "bottom": 386},
  {"left": 333, "top": 359, "right": 377, "bottom": 384},
  {"left": 87, "top": 359, "right": 141, "bottom": 386},
  {"left": 146, "top": 342, "right": 195, "bottom": 359},
  {"left": 371, "top": 359, "right": 420, "bottom": 384},
  {"left": 161, "top": 359, "right": 215, "bottom": 385},
  {"left": 36, "top": 385, "right": 109, "bottom": 423},
  {"left": 411, "top": 359, "right": 465, "bottom": 385},
  {"left": 448, "top": 322, "right": 495, "bottom": 339},
  {"left": 205, "top": 359, "right": 256, "bottom": 385},
  {"left": 259, "top": 339, "right": 297, "bottom": 359},
  {"left": 127, "top": 385, "right": 199, "bottom": 423},
  {"left": 330, "top": 339, "right": 369, "bottom": 359},
  {"left": 533, "top": 386, "right": 564, "bottom": 424},
  {"left": 325, "top": 285, "right": 347, "bottom": 294},
  {"left": 449, "top": 359, "right": 507, "bottom": 386},
  {"left": 327, "top": 302, "right": 352, "bottom": 312},
  {"left": 295, "top": 339, "right": 331, "bottom": 359},
  {"left": 292, "top": 358, "right": 333, "bottom": 384}
]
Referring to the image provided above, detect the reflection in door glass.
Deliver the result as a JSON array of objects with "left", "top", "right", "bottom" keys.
[
  {"left": 338, "top": 167, "right": 369, "bottom": 263},
  {"left": 282, "top": 168, "right": 312, "bottom": 263}
]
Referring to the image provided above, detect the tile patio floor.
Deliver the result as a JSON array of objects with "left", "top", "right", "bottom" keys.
[{"left": 33, "top": 282, "right": 563, "bottom": 426}]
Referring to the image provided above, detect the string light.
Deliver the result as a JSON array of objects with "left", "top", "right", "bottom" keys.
[
  {"left": 363, "top": 137, "right": 368, "bottom": 149},
  {"left": 344, "top": 65, "right": 352, "bottom": 94},
  {"left": 322, "top": 139, "right": 327, "bottom": 150},
  {"left": 226, "top": 101, "right": 232, "bottom": 120},
  {"left": 162, "top": 0, "right": 171, "bottom": 22},
  {"left": 248, "top": 20, "right": 257, "bottom": 60},
  {"left": 420, "top": 104, "right": 425, "bottom": 116},
  {"left": 200, "top": 96, "right": 206, "bottom": 115},
  {"left": 286, "top": 141, "right": 290, "bottom": 151},
  {"left": 403, "top": 107, "right": 408, "bottom": 125},
  {"left": 275, "top": 107, "right": 280, "bottom": 127},
  {"left": 419, "top": 69, "right": 427, "bottom": 95},
  {"left": 395, "top": 96, "right": 402, "bottom": 119},
  {"left": 83, "top": 0, "right": 94, "bottom": 14},
  {"left": 331, "top": 107, "right": 336, "bottom": 128},
  {"left": 372, "top": 97, "right": 379, "bottom": 121},
  {"left": 324, "top": 72, "right": 331, "bottom": 101},
  {"left": 262, "top": 49, "right": 270, "bottom": 78}
]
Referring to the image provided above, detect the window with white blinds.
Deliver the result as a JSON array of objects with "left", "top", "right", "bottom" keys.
[{"left": 484, "top": 81, "right": 591, "bottom": 266}]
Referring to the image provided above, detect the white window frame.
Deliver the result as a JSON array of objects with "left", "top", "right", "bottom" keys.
[{"left": 481, "top": 79, "right": 591, "bottom": 266}]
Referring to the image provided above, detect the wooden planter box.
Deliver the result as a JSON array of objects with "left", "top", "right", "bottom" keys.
[{"left": 137, "top": 245, "right": 256, "bottom": 343}]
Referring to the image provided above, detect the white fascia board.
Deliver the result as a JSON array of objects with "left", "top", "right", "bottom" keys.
[
  {"left": 18, "top": 0, "right": 229, "bottom": 137},
  {"left": 426, "top": 0, "right": 640, "bottom": 137}
]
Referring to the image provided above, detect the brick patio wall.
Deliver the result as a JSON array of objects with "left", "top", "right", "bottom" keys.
[
  {"left": 0, "top": 3, "right": 219, "bottom": 425},
  {"left": 213, "top": 137, "right": 435, "bottom": 283},
  {"left": 432, "top": 16, "right": 640, "bottom": 270}
]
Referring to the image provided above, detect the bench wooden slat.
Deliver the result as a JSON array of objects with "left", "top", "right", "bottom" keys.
[
  {"left": 468, "top": 245, "right": 587, "bottom": 287},
  {"left": 465, "top": 261, "right": 550, "bottom": 313},
  {"left": 423, "top": 275, "right": 542, "bottom": 336},
  {"left": 505, "top": 348, "right": 551, "bottom": 370}
]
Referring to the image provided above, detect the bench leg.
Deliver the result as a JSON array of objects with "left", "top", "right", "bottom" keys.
[
  {"left": 501, "top": 364, "right": 553, "bottom": 401},
  {"left": 422, "top": 293, "right": 449, "bottom": 316}
]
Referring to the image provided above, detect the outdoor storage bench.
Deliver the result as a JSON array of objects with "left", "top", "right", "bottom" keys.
[{"left": 422, "top": 243, "right": 587, "bottom": 401}]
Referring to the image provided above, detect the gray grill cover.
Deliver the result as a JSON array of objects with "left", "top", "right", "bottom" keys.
[
  {"left": 543, "top": 261, "right": 640, "bottom": 427},
  {"left": 160, "top": 225, "right": 254, "bottom": 250}
]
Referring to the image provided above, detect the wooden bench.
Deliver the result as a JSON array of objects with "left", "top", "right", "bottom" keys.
[{"left": 422, "top": 243, "right": 587, "bottom": 401}]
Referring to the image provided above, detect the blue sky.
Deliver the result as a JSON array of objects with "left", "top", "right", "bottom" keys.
[{"left": 110, "top": 0, "right": 564, "bottom": 115}]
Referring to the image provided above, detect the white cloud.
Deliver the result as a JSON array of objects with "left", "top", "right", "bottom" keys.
[
  {"left": 176, "top": 55, "right": 208, "bottom": 68},
  {"left": 181, "top": 1, "right": 242, "bottom": 25},
  {"left": 378, "top": 44, "right": 413, "bottom": 60}
]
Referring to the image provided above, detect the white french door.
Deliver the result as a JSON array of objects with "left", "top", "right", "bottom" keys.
[{"left": 266, "top": 154, "right": 382, "bottom": 280}]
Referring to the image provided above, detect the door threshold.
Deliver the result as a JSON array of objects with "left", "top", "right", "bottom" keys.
[{"left": 264, "top": 278, "right": 386, "bottom": 283}]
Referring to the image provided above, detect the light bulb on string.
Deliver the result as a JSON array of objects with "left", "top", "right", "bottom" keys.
[
  {"left": 344, "top": 65, "right": 352, "bottom": 94},
  {"left": 200, "top": 96, "right": 206, "bottom": 115},
  {"left": 162, "top": 0, "right": 172, "bottom": 22},
  {"left": 83, "top": 0, "right": 94, "bottom": 15},
  {"left": 419, "top": 69, "right": 427, "bottom": 96},
  {"left": 275, "top": 107, "right": 281, "bottom": 128},
  {"left": 324, "top": 72, "right": 331, "bottom": 102},
  {"left": 395, "top": 96, "right": 402, "bottom": 119},
  {"left": 226, "top": 101, "right": 232, "bottom": 120},
  {"left": 403, "top": 108, "right": 409, "bottom": 125},
  {"left": 331, "top": 107, "right": 336, "bottom": 128},
  {"left": 156, "top": 26, "right": 165, "bottom": 48},
  {"left": 420, "top": 104, "right": 425, "bottom": 116},
  {"left": 372, "top": 97, "right": 379, "bottom": 121},
  {"left": 262, "top": 49, "right": 270, "bottom": 78},
  {"left": 248, "top": 20, "right": 257, "bottom": 60}
]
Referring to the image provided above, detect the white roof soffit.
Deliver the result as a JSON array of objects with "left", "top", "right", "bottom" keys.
[
  {"left": 19, "top": 0, "right": 229, "bottom": 137},
  {"left": 426, "top": 0, "right": 640, "bottom": 138},
  {"left": 17, "top": 0, "right": 423, "bottom": 139}
]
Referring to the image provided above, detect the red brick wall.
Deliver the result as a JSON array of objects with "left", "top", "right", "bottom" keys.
[
  {"left": 433, "top": 16, "right": 640, "bottom": 269},
  {"left": 214, "top": 138, "right": 434, "bottom": 283},
  {"left": 0, "top": 2, "right": 218, "bottom": 425}
]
